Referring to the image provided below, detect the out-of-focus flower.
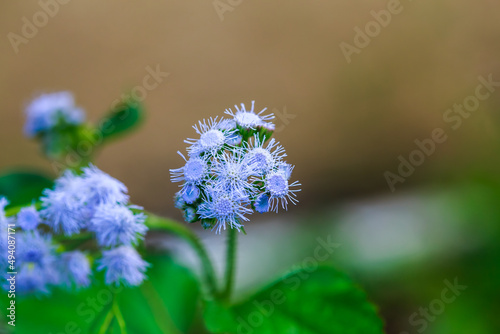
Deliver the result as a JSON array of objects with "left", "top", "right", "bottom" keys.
[
  {"left": 81, "top": 165, "right": 129, "bottom": 207},
  {"left": 59, "top": 251, "right": 91, "bottom": 289},
  {"left": 24, "top": 91, "right": 85, "bottom": 138},
  {"left": 17, "top": 206, "right": 40, "bottom": 231},
  {"left": 97, "top": 246, "right": 149, "bottom": 287},
  {"left": 40, "top": 171, "right": 87, "bottom": 236},
  {"left": 89, "top": 204, "right": 147, "bottom": 248}
]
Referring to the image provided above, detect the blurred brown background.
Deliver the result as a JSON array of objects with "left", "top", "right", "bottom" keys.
[
  {"left": 2, "top": 1, "right": 500, "bottom": 333},
  {"left": 1, "top": 0, "right": 499, "bottom": 218}
]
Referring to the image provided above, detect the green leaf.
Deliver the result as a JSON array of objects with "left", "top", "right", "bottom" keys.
[
  {"left": 98, "top": 98, "right": 144, "bottom": 142},
  {"left": 0, "top": 171, "right": 53, "bottom": 208},
  {"left": 204, "top": 267, "right": 384, "bottom": 334}
]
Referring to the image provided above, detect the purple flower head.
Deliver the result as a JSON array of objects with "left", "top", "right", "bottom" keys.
[
  {"left": 17, "top": 206, "right": 40, "bottom": 231},
  {"left": 185, "top": 117, "right": 236, "bottom": 157},
  {"left": 81, "top": 165, "right": 129, "bottom": 207},
  {"left": 245, "top": 136, "right": 286, "bottom": 176},
  {"left": 212, "top": 150, "right": 256, "bottom": 195},
  {"left": 40, "top": 171, "right": 87, "bottom": 235},
  {"left": 59, "top": 251, "right": 91, "bottom": 289},
  {"left": 170, "top": 152, "right": 209, "bottom": 185},
  {"left": 198, "top": 187, "right": 252, "bottom": 233},
  {"left": 24, "top": 91, "right": 85, "bottom": 138},
  {"left": 265, "top": 171, "right": 301, "bottom": 212},
  {"left": 97, "top": 246, "right": 149, "bottom": 287},
  {"left": 172, "top": 101, "right": 300, "bottom": 232},
  {"left": 225, "top": 101, "right": 274, "bottom": 129},
  {"left": 17, "top": 231, "right": 56, "bottom": 268},
  {"left": 89, "top": 204, "right": 147, "bottom": 248}
]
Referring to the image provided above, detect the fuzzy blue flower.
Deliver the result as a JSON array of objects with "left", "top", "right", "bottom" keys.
[
  {"left": 265, "top": 171, "right": 301, "bottom": 212},
  {"left": 212, "top": 151, "right": 256, "bottom": 195},
  {"left": 198, "top": 188, "right": 252, "bottom": 233},
  {"left": 97, "top": 246, "right": 149, "bottom": 287},
  {"left": 170, "top": 152, "right": 209, "bottom": 185},
  {"left": 81, "top": 165, "right": 129, "bottom": 207},
  {"left": 225, "top": 101, "right": 274, "bottom": 129},
  {"left": 245, "top": 136, "right": 286, "bottom": 176},
  {"left": 24, "top": 91, "right": 85, "bottom": 138},
  {"left": 185, "top": 117, "right": 236, "bottom": 156},
  {"left": 40, "top": 171, "right": 87, "bottom": 235},
  {"left": 59, "top": 251, "right": 91, "bottom": 289},
  {"left": 89, "top": 204, "right": 147, "bottom": 248},
  {"left": 17, "top": 206, "right": 40, "bottom": 231},
  {"left": 172, "top": 101, "right": 300, "bottom": 232},
  {"left": 17, "top": 231, "right": 56, "bottom": 268}
]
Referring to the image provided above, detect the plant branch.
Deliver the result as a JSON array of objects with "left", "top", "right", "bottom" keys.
[
  {"left": 145, "top": 213, "right": 219, "bottom": 298},
  {"left": 221, "top": 227, "right": 238, "bottom": 302}
]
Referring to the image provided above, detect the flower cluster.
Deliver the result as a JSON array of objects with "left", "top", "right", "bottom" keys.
[
  {"left": 24, "top": 91, "right": 85, "bottom": 138},
  {"left": 171, "top": 101, "right": 300, "bottom": 233},
  {"left": 0, "top": 166, "right": 149, "bottom": 296}
]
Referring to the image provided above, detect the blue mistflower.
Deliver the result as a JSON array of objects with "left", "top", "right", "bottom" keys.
[
  {"left": 213, "top": 151, "right": 256, "bottom": 195},
  {"left": 24, "top": 91, "right": 85, "bottom": 138},
  {"left": 265, "top": 171, "right": 301, "bottom": 212},
  {"left": 89, "top": 204, "right": 147, "bottom": 248},
  {"left": 225, "top": 101, "right": 274, "bottom": 129},
  {"left": 41, "top": 166, "right": 132, "bottom": 236},
  {"left": 170, "top": 152, "right": 209, "bottom": 185},
  {"left": 59, "top": 251, "right": 91, "bottom": 289},
  {"left": 17, "top": 206, "right": 40, "bottom": 231},
  {"left": 97, "top": 246, "right": 149, "bottom": 287},
  {"left": 198, "top": 188, "right": 252, "bottom": 233},
  {"left": 185, "top": 117, "right": 236, "bottom": 156},
  {"left": 17, "top": 231, "right": 56, "bottom": 268},
  {"left": 81, "top": 165, "right": 129, "bottom": 207},
  {"left": 172, "top": 101, "right": 300, "bottom": 232},
  {"left": 245, "top": 136, "right": 286, "bottom": 176},
  {"left": 40, "top": 171, "right": 87, "bottom": 235}
]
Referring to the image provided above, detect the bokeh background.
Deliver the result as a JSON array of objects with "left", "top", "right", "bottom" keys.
[{"left": 1, "top": 0, "right": 500, "bottom": 333}]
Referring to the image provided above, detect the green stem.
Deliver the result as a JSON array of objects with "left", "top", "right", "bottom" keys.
[
  {"left": 145, "top": 213, "right": 218, "bottom": 298},
  {"left": 98, "top": 307, "right": 115, "bottom": 334},
  {"left": 140, "top": 281, "right": 181, "bottom": 334},
  {"left": 222, "top": 227, "right": 238, "bottom": 302},
  {"left": 112, "top": 297, "right": 128, "bottom": 334}
]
